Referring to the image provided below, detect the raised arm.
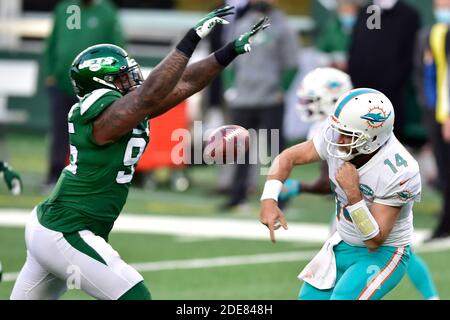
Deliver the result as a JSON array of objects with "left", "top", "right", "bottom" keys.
[
  {"left": 148, "top": 17, "right": 271, "bottom": 119},
  {"left": 146, "top": 53, "right": 223, "bottom": 119},
  {"left": 93, "top": 6, "right": 235, "bottom": 144},
  {"left": 93, "top": 50, "right": 191, "bottom": 144}
]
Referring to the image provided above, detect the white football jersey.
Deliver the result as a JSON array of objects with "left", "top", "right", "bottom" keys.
[{"left": 313, "top": 130, "right": 421, "bottom": 247}]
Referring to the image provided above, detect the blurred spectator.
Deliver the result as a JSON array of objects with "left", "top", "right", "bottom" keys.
[
  {"left": 43, "top": 0, "right": 124, "bottom": 190},
  {"left": 316, "top": 0, "right": 362, "bottom": 71},
  {"left": 348, "top": 0, "right": 421, "bottom": 144},
  {"left": 221, "top": 0, "right": 299, "bottom": 210},
  {"left": 414, "top": 0, "right": 450, "bottom": 240}
]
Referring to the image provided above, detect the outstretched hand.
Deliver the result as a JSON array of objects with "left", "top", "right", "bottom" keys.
[
  {"left": 194, "top": 5, "right": 235, "bottom": 39},
  {"left": 234, "top": 16, "right": 271, "bottom": 54},
  {"left": 260, "top": 199, "right": 288, "bottom": 243}
]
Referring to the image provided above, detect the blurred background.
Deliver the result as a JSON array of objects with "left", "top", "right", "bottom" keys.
[{"left": 0, "top": 0, "right": 449, "bottom": 300}]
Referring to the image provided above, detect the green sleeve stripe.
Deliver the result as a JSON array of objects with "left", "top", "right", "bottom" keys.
[{"left": 63, "top": 232, "right": 107, "bottom": 266}]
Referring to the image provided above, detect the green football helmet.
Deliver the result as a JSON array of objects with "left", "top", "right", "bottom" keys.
[{"left": 70, "top": 44, "right": 144, "bottom": 97}]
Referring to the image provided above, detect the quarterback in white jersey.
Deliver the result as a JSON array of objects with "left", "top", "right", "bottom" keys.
[
  {"left": 314, "top": 127, "right": 420, "bottom": 247},
  {"left": 260, "top": 88, "right": 421, "bottom": 299}
]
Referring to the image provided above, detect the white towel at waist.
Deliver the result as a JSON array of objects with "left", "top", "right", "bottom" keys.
[{"left": 298, "top": 232, "right": 342, "bottom": 290}]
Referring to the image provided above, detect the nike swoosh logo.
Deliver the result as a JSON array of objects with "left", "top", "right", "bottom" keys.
[{"left": 399, "top": 178, "right": 411, "bottom": 186}]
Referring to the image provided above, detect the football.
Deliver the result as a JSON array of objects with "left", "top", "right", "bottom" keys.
[{"left": 203, "top": 125, "right": 250, "bottom": 164}]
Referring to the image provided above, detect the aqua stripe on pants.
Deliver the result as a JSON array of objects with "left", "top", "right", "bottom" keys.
[{"left": 298, "top": 241, "right": 410, "bottom": 300}]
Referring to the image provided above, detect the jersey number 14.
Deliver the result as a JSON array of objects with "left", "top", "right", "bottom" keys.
[{"left": 384, "top": 153, "right": 408, "bottom": 174}]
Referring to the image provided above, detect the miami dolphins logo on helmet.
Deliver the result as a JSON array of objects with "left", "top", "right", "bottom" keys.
[{"left": 360, "top": 106, "right": 392, "bottom": 129}]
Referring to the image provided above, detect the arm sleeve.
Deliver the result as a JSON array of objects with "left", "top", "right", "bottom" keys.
[{"left": 374, "top": 171, "right": 422, "bottom": 207}]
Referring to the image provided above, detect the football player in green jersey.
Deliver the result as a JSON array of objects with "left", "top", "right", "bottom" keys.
[{"left": 11, "top": 6, "right": 270, "bottom": 300}]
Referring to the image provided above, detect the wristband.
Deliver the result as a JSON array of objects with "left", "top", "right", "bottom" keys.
[
  {"left": 176, "top": 29, "right": 201, "bottom": 58},
  {"left": 260, "top": 180, "right": 283, "bottom": 201},
  {"left": 214, "top": 42, "right": 239, "bottom": 67}
]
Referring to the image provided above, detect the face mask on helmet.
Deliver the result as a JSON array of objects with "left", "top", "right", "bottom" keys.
[
  {"left": 324, "top": 119, "right": 370, "bottom": 161},
  {"left": 101, "top": 60, "right": 144, "bottom": 94},
  {"left": 324, "top": 88, "right": 395, "bottom": 161}
]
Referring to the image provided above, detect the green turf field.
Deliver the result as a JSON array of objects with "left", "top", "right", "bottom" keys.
[{"left": 0, "top": 133, "right": 449, "bottom": 300}]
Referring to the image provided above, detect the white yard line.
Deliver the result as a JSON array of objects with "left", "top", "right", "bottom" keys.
[
  {"left": 2, "top": 250, "right": 318, "bottom": 282},
  {"left": 2, "top": 209, "right": 450, "bottom": 283},
  {"left": 3, "top": 242, "right": 450, "bottom": 283},
  {"left": 0, "top": 209, "right": 432, "bottom": 244}
]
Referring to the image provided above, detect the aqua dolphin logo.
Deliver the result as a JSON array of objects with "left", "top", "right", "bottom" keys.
[{"left": 361, "top": 109, "right": 392, "bottom": 128}]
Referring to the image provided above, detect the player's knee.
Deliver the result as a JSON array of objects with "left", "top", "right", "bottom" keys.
[{"left": 118, "top": 281, "right": 151, "bottom": 300}]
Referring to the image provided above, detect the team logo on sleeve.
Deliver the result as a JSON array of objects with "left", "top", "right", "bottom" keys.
[
  {"left": 360, "top": 107, "right": 392, "bottom": 129},
  {"left": 359, "top": 184, "right": 374, "bottom": 197},
  {"left": 395, "top": 190, "right": 415, "bottom": 202}
]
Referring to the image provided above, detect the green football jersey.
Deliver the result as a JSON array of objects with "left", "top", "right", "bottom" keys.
[{"left": 37, "top": 88, "right": 149, "bottom": 240}]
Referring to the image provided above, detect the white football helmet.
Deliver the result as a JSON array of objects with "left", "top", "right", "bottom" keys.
[
  {"left": 296, "top": 68, "right": 353, "bottom": 123},
  {"left": 324, "top": 88, "right": 395, "bottom": 161}
]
